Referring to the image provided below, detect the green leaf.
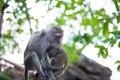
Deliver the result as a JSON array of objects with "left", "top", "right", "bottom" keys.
[
  {"left": 115, "top": 60, "right": 120, "bottom": 64},
  {"left": 95, "top": 8, "right": 106, "bottom": 17},
  {"left": 111, "top": 31, "right": 120, "bottom": 39},
  {"left": 115, "top": 34, "right": 120, "bottom": 40},
  {"left": 109, "top": 37, "right": 116, "bottom": 47},
  {"left": 117, "top": 15, "right": 120, "bottom": 23},
  {"left": 6, "top": 17, "right": 12, "bottom": 22},
  {"left": 63, "top": 44, "right": 80, "bottom": 65},
  {"left": 73, "top": 35, "right": 81, "bottom": 42},
  {"left": 67, "top": 14, "right": 77, "bottom": 20},
  {"left": 16, "top": 28, "right": 24, "bottom": 34},
  {"left": 3, "top": 30, "right": 13, "bottom": 40},
  {"left": 111, "top": 31, "right": 120, "bottom": 34},
  {"left": 103, "top": 21, "right": 109, "bottom": 37},
  {"left": 81, "top": 17, "right": 89, "bottom": 26},
  {"left": 83, "top": 34, "right": 92, "bottom": 43},
  {"left": 71, "top": 0, "right": 75, "bottom": 4},
  {"left": 117, "top": 65, "right": 120, "bottom": 71},
  {"left": 6, "top": 11, "right": 11, "bottom": 13},
  {"left": 55, "top": 15, "right": 66, "bottom": 26},
  {"left": 35, "top": 0, "right": 40, "bottom": 3},
  {"left": 118, "top": 42, "right": 120, "bottom": 48},
  {"left": 89, "top": 17, "right": 99, "bottom": 27},
  {"left": 56, "top": 1, "right": 62, "bottom": 8},
  {"left": 102, "top": 48, "right": 108, "bottom": 58},
  {"left": 115, "top": 60, "right": 120, "bottom": 71},
  {"left": 15, "top": 0, "right": 25, "bottom": 3},
  {"left": 95, "top": 45, "right": 105, "bottom": 49},
  {"left": 103, "top": 38, "right": 110, "bottom": 43},
  {"left": 13, "top": 42, "right": 19, "bottom": 48},
  {"left": 112, "top": 0, "right": 119, "bottom": 11},
  {"left": 77, "top": 0, "right": 84, "bottom": 5},
  {"left": 95, "top": 45, "right": 108, "bottom": 58},
  {"left": 0, "top": 45, "right": 5, "bottom": 53},
  {"left": 0, "top": 73, "right": 11, "bottom": 80},
  {"left": 17, "top": 18, "right": 23, "bottom": 26}
]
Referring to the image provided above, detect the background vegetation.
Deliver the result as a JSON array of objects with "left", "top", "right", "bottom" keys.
[{"left": 0, "top": 0, "right": 120, "bottom": 71}]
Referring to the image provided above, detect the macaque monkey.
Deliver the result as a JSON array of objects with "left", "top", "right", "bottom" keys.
[
  {"left": 36, "top": 43, "right": 68, "bottom": 80},
  {"left": 36, "top": 48, "right": 68, "bottom": 80},
  {"left": 24, "top": 26, "right": 68, "bottom": 80},
  {"left": 50, "top": 49, "right": 68, "bottom": 78}
]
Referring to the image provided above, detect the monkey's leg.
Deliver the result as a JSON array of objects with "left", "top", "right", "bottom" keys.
[
  {"left": 24, "top": 67, "right": 29, "bottom": 80},
  {"left": 31, "top": 51, "right": 46, "bottom": 80}
]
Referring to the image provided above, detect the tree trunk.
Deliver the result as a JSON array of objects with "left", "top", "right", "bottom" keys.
[{"left": 57, "top": 54, "right": 112, "bottom": 80}]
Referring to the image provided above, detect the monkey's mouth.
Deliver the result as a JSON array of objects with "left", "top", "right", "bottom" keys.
[
  {"left": 57, "top": 41, "right": 60, "bottom": 44},
  {"left": 49, "top": 54, "right": 54, "bottom": 58}
]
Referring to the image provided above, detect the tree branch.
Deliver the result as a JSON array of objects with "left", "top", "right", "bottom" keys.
[
  {"left": 0, "top": 3, "right": 9, "bottom": 38},
  {"left": 0, "top": 56, "right": 24, "bottom": 72}
]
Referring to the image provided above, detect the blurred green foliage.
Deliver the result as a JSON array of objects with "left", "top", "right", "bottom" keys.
[
  {"left": 115, "top": 60, "right": 120, "bottom": 71},
  {"left": 0, "top": 0, "right": 120, "bottom": 70},
  {"left": 0, "top": 73, "right": 11, "bottom": 80}
]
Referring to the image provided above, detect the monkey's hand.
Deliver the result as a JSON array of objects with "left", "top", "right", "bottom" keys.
[
  {"left": 42, "top": 75, "right": 47, "bottom": 80},
  {"left": 36, "top": 72, "right": 47, "bottom": 80},
  {"left": 41, "top": 53, "right": 56, "bottom": 80},
  {"left": 41, "top": 61, "right": 54, "bottom": 80},
  {"left": 44, "top": 67, "right": 56, "bottom": 80}
]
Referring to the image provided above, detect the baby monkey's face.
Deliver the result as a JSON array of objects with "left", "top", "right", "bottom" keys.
[{"left": 47, "top": 43, "right": 61, "bottom": 58}]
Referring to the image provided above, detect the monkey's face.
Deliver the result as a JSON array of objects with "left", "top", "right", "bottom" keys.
[
  {"left": 50, "top": 28, "right": 63, "bottom": 44},
  {"left": 53, "top": 32, "right": 63, "bottom": 44},
  {"left": 48, "top": 47, "right": 60, "bottom": 58},
  {"left": 47, "top": 43, "right": 61, "bottom": 58}
]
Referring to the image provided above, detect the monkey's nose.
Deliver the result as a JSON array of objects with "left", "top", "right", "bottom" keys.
[
  {"left": 55, "top": 33, "right": 63, "bottom": 38},
  {"left": 57, "top": 40, "right": 61, "bottom": 44}
]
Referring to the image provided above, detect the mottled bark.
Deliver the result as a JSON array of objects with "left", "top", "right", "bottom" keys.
[
  {"left": 58, "top": 54, "right": 112, "bottom": 80},
  {"left": 0, "top": 3, "right": 9, "bottom": 37},
  {"left": 0, "top": 54, "right": 112, "bottom": 80}
]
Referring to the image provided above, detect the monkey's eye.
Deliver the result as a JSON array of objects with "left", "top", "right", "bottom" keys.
[{"left": 55, "top": 33, "right": 63, "bottom": 38}]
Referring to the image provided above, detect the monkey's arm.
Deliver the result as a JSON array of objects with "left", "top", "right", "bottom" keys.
[
  {"left": 51, "top": 49, "right": 68, "bottom": 78},
  {"left": 51, "top": 57, "right": 65, "bottom": 69},
  {"left": 51, "top": 65, "right": 64, "bottom": 69},
  {"left": 41, "top": 49, "right": 56, "bottom": 80}
]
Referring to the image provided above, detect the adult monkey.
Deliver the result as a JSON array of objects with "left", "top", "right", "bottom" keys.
[{"left": 24, "top": 26, "right": 67, "bottom": 80}]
